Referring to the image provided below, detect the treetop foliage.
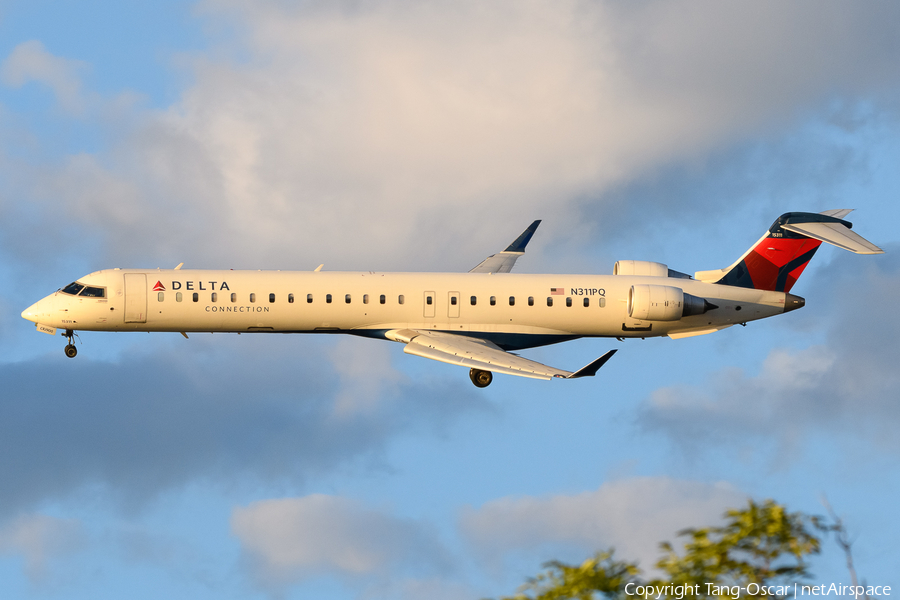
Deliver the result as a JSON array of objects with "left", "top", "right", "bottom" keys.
[{"left": 496, "top": 499, "right": 824, "bottom": 600}]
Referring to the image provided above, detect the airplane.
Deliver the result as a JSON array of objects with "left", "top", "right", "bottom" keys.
[{"left": 21, "top": 210, "right": 883, "bottom": 387}]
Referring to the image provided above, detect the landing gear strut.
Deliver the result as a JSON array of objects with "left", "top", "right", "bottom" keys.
[
  {"left": 63, "top": 329, "right": 77, "bottom": 358},
  {"left": 469, "top": 368, "right": 493, "bottom": 388}
]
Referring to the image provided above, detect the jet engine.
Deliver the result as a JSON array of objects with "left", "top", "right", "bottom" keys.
[
  {"left": 614, "top": 260, "right": 693, "bottom": 279},
  {"left": 614, "top": 260, "right": 669, "bottom": 277},
  {"left": 628, "top": 285, "right": 716, "bottom": 321}
]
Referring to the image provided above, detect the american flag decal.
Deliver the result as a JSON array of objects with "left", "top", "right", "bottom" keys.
[{"left": 550, "top": 287, "right": 565, "bottom": 295}]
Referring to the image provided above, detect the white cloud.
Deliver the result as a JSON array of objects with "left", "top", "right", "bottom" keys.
[
  {"left": 175, "top": 1, "right": 900, "bottom": 256},
  {"left": 1, "top": 40, "right": 88, "bottom": 115},
  {"left": 0, "top": 513, "right": 84, "bottom": 582},
  {"left": 11, "top": 1, "right": 899, "bottom": 271},
  {"left": 459, "top": 477, "right": 745, "bottom": 570},
  {"left": 231, "top": 494, "right": 449, "bottom": 584}
]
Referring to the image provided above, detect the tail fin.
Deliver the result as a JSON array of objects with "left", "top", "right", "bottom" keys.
[{"left": 695, "top": 210, "right": 884, "bottom": 292}]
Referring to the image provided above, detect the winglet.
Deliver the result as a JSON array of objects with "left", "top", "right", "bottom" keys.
[
  {"left": 565, "top": 349, "right": 617, "bottom": 379},
  {"left": 504, "top": 220, "right": 542, "bottom": 252},
  {"left": 469, "top": 220, "right": 542, "bottom": 273}
]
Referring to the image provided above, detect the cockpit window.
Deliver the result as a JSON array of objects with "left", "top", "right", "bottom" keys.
[
  {"left": 60, "top": 282, "right": 106, "bottom": 297},
  {"left": 81, "top": 286, "right": 106, "bottom": 298},
  {"left": 62, "top": 282, "right": 85, "bottom": 295}
]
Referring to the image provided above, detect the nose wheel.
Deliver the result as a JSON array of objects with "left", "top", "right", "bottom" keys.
[
  {"left": 62, "top": 329, "right": 79, "bottom": 358},
  {"left": 469, "top": 368, "right": 493, "bottom": 388}
]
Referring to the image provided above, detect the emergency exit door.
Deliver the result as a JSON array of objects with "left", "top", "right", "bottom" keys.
[
  {"left": 423, "top": 291, "right": 436, "bottom": 318},
  {"left": 448, "top": 291, "right": 460, "bottom": 318}
]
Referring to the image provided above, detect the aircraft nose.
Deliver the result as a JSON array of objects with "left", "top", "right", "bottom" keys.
[{"left": 21, "top": 300, "right": 45, "bottom": 323}]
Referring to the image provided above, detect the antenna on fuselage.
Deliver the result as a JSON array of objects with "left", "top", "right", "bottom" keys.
[
  {"left": 174, "top": 263, "right": 184, "bottom": 270},
  {"left": 314, "top": 264, "right": 324, "bottom": 272}
]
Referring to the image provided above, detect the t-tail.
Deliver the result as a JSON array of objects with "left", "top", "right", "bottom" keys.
[{"left": 695, "top": 209, "right": 884, "bottom": 292}]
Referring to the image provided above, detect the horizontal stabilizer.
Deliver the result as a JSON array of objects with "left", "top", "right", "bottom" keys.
[
  {"left": 818, "top": 208, "right": 854, "bottom": 219},
  {"left": 780, "top": 222, "right": 884, "bottom": 254}
]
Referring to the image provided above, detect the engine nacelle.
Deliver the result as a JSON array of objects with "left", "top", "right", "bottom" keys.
[
  {"left": 628, "top": 285, "right": 714, "bottom": 321},
  {"left": 614, "top": 260, "right": 669, "bottom": 277}
]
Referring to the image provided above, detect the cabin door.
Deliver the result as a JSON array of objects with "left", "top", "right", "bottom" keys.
[
  {"left": 124, "top": 273, "right": 147, "bottom": 323},
  {"left": 423, "top": 291, "right": 436, "bottom": 318}
]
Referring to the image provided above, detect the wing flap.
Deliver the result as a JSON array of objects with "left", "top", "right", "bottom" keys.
[
  {"left": 403, "top": 330, "right": 562, "bottom": 379},
  {"left": 404, "top": 343, "right": 553, "bottom": 380}
]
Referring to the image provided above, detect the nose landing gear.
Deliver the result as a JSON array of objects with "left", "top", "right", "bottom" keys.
[
  {"left": 62, "top": 329, "right": 78, "bottom": 358},
  {"left": 469, "top": 368, "right": 493, "bottom": 388}
]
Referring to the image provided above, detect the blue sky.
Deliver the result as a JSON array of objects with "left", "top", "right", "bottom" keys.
[{"left": 2, "top": 1, "right": 899, "bottom": 598}]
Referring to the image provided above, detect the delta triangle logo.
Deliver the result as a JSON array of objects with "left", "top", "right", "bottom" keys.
[{"left": 153, "top": 281, "right": 166, "bottom": 291}]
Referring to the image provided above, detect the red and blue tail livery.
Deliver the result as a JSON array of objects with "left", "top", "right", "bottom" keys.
[{"left": 696, "top": 210, "right": 883, "bottom": 293}]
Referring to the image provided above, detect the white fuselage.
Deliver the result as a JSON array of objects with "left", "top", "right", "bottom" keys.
[{"left": 22, "top": 268, "right": 794, "bottom": 349}]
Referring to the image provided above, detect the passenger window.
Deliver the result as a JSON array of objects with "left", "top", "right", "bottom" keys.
[
  {"left": 345, "top": 294, "right": 351, "bottom": 304},
  {"left": 528, "top": 296, "right": 534, "bottom": 306},
  {"left": 158, "top": 292, "right": 165, "bottom": 302},
  {"left": 547, "top": 297, "right": 553, "bottom": 307},
  {"left": 250, "top": 293, "right": 256, "bottom": 303},
  {"left": 451, "top": 296, "right": 457, "bottom": 306},
  {"left": 509, "top": 296, "right": 515, "bottom": 306},
  {"left": 470, "top": 296, "right": 477, "bottom": 306},
  {"left": 398, "top": 295, "right": 405, "bottom": 305},
  {"left": 193, "top": 292, "right": 199, "bottom": 302},
  {"left": 566, "top": 297, "right": 572, "bottom": 307},
  {"left": 599, "top": 298, "right": 606, "bottom": 308},
  {"left": 288, "top": 294, "right": 294, "bottom": 303},
  {"left": 380, "top": 295, "right": 386, "bottom": 304},
  {"left": 211, "top": 292, "right": 217, "bottom": 302},
  {"left": 176, "top": 292, "right": 183, "bottom": 302},
  {"left": 363, "top": 294, "right": 369, "bottom": 304},
  {"left": 307, "top": 294, "right": 313, "bottom": 303},
  {"left": 269, "top": 293, "right": 275, "bottom": 303},
  {"left": 490, "top": 296, "right": 496, "bottom": 306},
  {"left": 326, "top": 294, "right": 332, "bottom": 303},
  {"left": 426, "top": 296, "right": 433, "bottom": 305},
  {"left": 583, "top": 297, "right": 589, "bottom": 307},
  {"left": 231, "top": 293, "right": 236, "bottom": 302}
]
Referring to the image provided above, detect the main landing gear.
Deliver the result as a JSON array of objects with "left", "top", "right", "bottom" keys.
[
  {"left": 63, "top": 329, "right": 78, "bottom": 358},
  {"left": 469, "top": 368, "right": 493, "bottom": 388}
]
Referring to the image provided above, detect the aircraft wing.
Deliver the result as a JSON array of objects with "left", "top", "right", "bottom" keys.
[
  {"left": 469, "top": 220, "right": 541, "bottom": 273},
  {"left": 388, "top": 329, "right": 616, "bottom": 380}
]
